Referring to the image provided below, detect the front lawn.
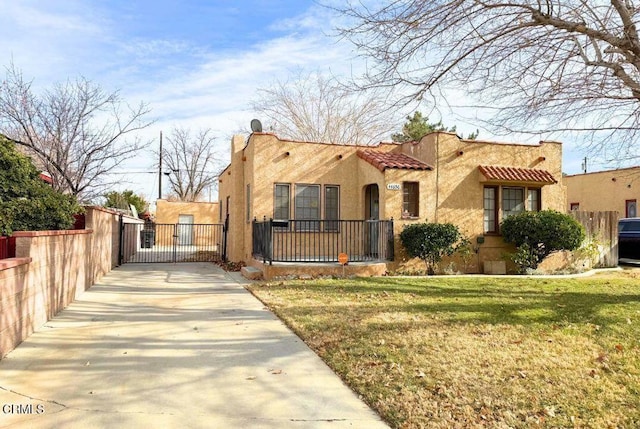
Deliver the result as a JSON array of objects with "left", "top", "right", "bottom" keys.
[{"left": 247, "top": 270, "right": 640, "bottom": 428}]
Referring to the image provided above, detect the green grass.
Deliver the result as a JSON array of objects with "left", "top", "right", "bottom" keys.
[{"left": 247, "top": 270, "right": 640, "bottom": 428}]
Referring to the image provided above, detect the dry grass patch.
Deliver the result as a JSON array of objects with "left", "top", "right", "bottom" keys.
[{"left": 247, "top": 270, "right": 640, "bottom": 428}]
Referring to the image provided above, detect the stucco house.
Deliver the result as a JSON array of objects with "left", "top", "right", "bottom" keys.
[
  {"left": 218, "top": 132, "right": 566, "bottom": 277},
  {"left": 565, "top": 166, "right": 639, "bottom": 217}
]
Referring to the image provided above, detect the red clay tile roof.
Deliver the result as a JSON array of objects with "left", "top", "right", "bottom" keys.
[
  {"left": 357, "top": 149, "right": 433, "bottom": 172},
  {"left": 478, "top": 165, "right": 557, "bottom": 184}
]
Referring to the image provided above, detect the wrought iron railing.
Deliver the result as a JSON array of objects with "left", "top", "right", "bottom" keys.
[{"left": 252, "top": 218, "right": 394, "bottom": 265}]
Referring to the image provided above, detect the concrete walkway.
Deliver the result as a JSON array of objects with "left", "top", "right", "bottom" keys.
[{"left": 0, "top": 264, "right": 388, "bottom": 429}]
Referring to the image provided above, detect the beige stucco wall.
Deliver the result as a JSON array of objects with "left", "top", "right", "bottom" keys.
[
  {"left": 388, "top": 132, "right": 566, "bottom": 273},
  {"left": 218, "top": 135, "right": 248, "bottom": 262},
  {"left": 565, "top": 167, "right": 639, "bottom": 216},
  {"left": 0, "top": 207, "right": 122, "bottom": 358},
  {"left": 219, "top": 132, "right": 566, "bottom": 274},
  {"left": 155, "top": 200, "right": 220, "bottom": 224}
]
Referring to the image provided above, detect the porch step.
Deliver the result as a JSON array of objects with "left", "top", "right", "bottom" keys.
[{"left": 241, "top": 266, "right": 263, "bottom": 280}]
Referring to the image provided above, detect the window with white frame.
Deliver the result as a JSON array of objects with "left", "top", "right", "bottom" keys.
[
  {"left": 274, "top": 184, "right": 290, "bottom": 220},
  {"left": 324, "top": 185, "right": 339, "bottom": 231},
  {"left": 295, "top": 184, "right": 320, "bottom": 230},
  {"left": 402, "top": 182, "right": 419, "bottom": 217},
  {"left": 246, "top": 184, "right": 251, "bottom": 223},
  {"left": 527, "top": 188, "right": 541, "bottom": 211},
  {"left": 502, "top": 187, "right": 525, "bottom": 218},
  {"left": 483, "top": 186, "right": 498, "bottom": 233},
  {"left": 483, "top": 185, "right": 543, "bottom": 233}
]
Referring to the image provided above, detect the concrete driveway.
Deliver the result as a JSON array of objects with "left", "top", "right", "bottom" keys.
[{"left": 0, "top": 263, "right": 388, "bottom": 428}]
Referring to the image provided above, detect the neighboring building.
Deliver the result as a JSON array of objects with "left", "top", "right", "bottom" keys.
[
  {"left": 155, "top": 199, "right": 220, "bottom": 225},
  {"left": 565, "top": 167, "right": 639, "bottom": 218},
  {"left": 154, "top": 199, "right": 220, "bottom": 247},
  {"left": 218, "top": 132, "right": 566, "bottom": 275}
]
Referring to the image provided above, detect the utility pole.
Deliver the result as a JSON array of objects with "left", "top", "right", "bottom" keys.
[
  {"left": 582, "top": 156, "right": 587, "bottom": 174},
  {"left": 158, "top": 131, "right": 163, "bottom": 199}
]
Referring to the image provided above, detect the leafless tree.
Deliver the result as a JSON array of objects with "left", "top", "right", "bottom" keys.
[
  {"left": 162, "top": 127, "right": 221, "bottom": 202},
  {"left": 0, "top": 64, "right": 152, "bottom": 201},
  {"left": 334, "top": 0, "right": 640, "bottom": 160},
  {"left": 251, "top": 70, "right": 400, "bottom": 145}
]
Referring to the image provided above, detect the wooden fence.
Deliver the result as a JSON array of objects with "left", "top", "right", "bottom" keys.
[{"left": 571, "top": 211, "right": 619, "bottom": 267}]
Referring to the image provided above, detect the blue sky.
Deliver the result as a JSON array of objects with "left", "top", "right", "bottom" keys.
[{"left": 1, "top": 0, "right": 592, "bottom": 201}]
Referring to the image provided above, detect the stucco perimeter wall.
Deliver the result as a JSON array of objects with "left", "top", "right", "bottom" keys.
[
  {"left": 0, "top": 207, "right": 122, "bottom": 358},
  {"left": 565, "top": 167, "right": 640, "bottom": 215},
  {"left": 155, "top": 199, "right": 220, "bottom": 224}
]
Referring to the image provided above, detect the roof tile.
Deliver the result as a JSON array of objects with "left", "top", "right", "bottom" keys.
[
  {"left": 478, "top": 165, "right": 557, "bottom": 184},
  {"left": 357, "top": 149, "right": 433, "bottom": 172}
]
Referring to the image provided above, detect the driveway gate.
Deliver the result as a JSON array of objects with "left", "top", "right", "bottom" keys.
[{"left": 119, "top": 218, "right": 227, "bottom": 264}]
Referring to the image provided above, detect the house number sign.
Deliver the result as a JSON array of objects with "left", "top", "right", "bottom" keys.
[{"left": 387, "top": 183, "right": 401, "bottom": 190}]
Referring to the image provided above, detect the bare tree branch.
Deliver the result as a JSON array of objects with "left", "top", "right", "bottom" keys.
[
  {"left": 334, "top": 0, "right": 640, "bottom": 159},
  {"left": 250, "top": 69, "right": 401, "bottom": 145},
  {"left": 161, "top": 127, "right": 221, "bottom": 202},
  {"left": 0, "top": 63, "right": 153, "bottom": 201}
]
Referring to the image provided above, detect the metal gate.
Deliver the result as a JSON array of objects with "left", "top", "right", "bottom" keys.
[{"left": 119, "top": 217, "right": 228, "bottom": 264}]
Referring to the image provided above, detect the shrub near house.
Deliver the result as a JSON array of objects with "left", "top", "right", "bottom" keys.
[
  {"left": 0, "top": 135, "right": 81, "bottom": 234},
  {"left": 501, "top": 210, "right": 585, "bottom": 273},
  {"left": 399, "top": 222, "right": 466, "bottom": 274}
]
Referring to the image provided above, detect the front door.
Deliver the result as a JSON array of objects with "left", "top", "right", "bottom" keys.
[
  {"left": 364, "top": 184, "right": 380, "bottom": 257},
  {"left": 365, "top": 184, "right": 379, "bottom": 220},
  {"left": 177, "top": 214, "right": 194, "bottom": 246}
]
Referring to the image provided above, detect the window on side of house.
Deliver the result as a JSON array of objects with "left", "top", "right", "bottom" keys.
[
  {"left": 570, "top": 202, "right": 580, "bottom": 211},
  {"left": 219, "top": 200, "right": 223, "bottom": 222},
  {"left": 502, "top": 187, "right": 525, "bottom": 218},
  {"left": 627, "top": 199, "right": 637, "bottom": 218},
  {"left": 402, "top": 181, "right": 419, "bottom": 218},
  {"left": 295, "top": 184, "right": 320, "bottom": 231},
  {"left": 483, "top": 186, "right": 498, "bottom": 234},
  {"left": 246, "top": 184, "right": 251, "bottom": 223},
  {"left": 324, "top": 185, "right": 339, "bottom": 232},
  {"left": 274, "top": 183, "right": 290, "bottom": 220},
  {"left": 527, "top": 188, "right": 541, "bottom": 212}
]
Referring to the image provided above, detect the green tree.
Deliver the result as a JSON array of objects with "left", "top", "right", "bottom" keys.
[
  {"left": 501, "top": 210, "right": 585, "bottom": 272},
  {"left": 392, "top": 111, "right": 478, "bottom": 142},
  {"left": 0, "top": 135, "right": 81, "bottom": 235},
  {"left": 399, "top": 222, "right": 465, "bottom": 274},
  {"left": 103, "top": 190, "right": 147, "bottom": 216}
]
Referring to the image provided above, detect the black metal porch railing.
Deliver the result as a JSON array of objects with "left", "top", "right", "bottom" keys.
[{"left": 252, "top": 218, "right": 394, "bottom": 265}]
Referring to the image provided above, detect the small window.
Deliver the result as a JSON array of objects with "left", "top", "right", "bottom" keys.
[
  {"left": 246, "top": 184, "right": 251, "bottom": 223},
  {"left": 503, "top": 187, "right": 524, "bottom": 218},
  {"left": 402, "top": 182, "right": 419, "bottom": 217},
  {"left": 483, "top": 186, "right": 498, "bottom": 233},
  {"left": 295, "top": 184, "right": 320, "bottom": 231},
  {"left": 274, "top": 184, "right": 290, "bottom": 220},
  {"left": 570, "top": 202, "right": 580, "bottom": 211},
  {"left": 325, "top": 185, "right": 339, "bottom": 231},
  {"left": 627, "top": 199, "right": 637, "bottom": 218},
  {"left": 527, "top": 188, "right": 541, "bottom": 211}
]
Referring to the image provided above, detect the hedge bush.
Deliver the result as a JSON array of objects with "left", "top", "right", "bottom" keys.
[
  {"left": 501, "top": 210, "right": 585, "bottom": 272},
  {"left": 399, "top": 222, "right": 465, "bottom": 274},
  {"left": 0, "top": 135, "right": 81, "bottom": 235}
]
